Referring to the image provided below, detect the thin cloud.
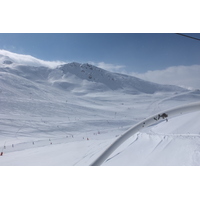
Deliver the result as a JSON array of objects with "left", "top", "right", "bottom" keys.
[
  {"left": 0, "top": 49, "right": 65, "bottom": 68},
  {"left": 131, "top": 65, "right": 200, "bottom": 90},
  {"left": 89, "top": 61, "right": 126, "bottom": 73}
]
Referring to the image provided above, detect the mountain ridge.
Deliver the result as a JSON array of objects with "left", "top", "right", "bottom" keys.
[
  {"left": 57, "top": 62, "right": 187, "bottom": 94},
  {"left": 0, "top": 51, "right": 187, "bottom": 95}
]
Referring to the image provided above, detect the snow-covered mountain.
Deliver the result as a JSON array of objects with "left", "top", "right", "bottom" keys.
[
  {"left": 0, "top": 51, "right": 186, "bottom": 96},
  {"left": 55, "top": 62, "right": 186, "bottom": 94}
]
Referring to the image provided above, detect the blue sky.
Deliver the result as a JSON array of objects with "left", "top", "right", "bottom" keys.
[{"left": 1, "top": 33, "right": 200, "bottom": 73}]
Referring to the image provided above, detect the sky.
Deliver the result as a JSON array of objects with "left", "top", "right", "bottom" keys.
[
  {"left": 0, "top": 33, "right": 200, "bottom": 89},
  {"left": 1, "top": 33, "right": 200, "bottom": 73}
]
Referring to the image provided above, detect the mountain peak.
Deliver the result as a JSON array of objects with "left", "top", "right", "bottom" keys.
[
  {"left": 0, "top": 50, "right": 187, "bottom": 95},
  {"left": 53, "top": 62, "right": 186, "bottom": 94}
]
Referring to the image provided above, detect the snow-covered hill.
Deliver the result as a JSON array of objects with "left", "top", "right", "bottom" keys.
[
  {"left": 56, "top": 62, "right": 186, "bottom": 94},
  {"left": 0, "top": 50, "right": 199, "bottom": 166},
  {"left": 0, "top": 61, "right": 186, "bottom": 97}
]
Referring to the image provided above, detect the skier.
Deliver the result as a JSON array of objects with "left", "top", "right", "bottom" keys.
[{"left": 0, "top": 152, "right": 3, "bottom": 156}]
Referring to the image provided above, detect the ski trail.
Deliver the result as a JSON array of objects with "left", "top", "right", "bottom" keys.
[
  {"left": 148, "top": 139, "right": 163, "bottom": 155},
  {"left": 105, "top": 133, "right": 140, "bottom": 163}
]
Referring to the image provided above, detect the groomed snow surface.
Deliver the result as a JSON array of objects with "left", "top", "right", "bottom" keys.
[{"left": 0, "top": 51, "right": 200, "bottom": 166}]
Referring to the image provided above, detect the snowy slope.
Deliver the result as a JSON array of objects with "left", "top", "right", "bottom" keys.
[
  {"left": 103, "top": 110, "right": 200, "bottom": 166},
  {"left": 0, "top": 50, "right": 199, "bottom": 166}
]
